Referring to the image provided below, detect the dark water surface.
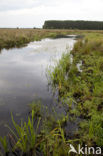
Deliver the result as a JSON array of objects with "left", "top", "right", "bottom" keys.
[{"left": 0, "top": 38, "right": 75, "bottom": 136}]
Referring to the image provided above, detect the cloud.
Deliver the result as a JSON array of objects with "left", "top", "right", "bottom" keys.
[
  {"left": 0, "top": 0, "right": 37, "bottom": 11},
  {"left": 0, "top": 0, "right": 103, "bottom": 27},
  {"left": 0, "top": 0, "right": 84, "bottom": 12},
  {"left": 0, "top": 0, "right": 60, "bottom": 11}
]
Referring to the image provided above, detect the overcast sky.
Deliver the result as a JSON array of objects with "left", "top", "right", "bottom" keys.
[{"left": 0, "top": 0, "right": 103, "bottom": 28}]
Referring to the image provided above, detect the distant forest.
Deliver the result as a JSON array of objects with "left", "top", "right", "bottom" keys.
[{"left": 43, "top": 20, "right": 103, "bottom": 30}]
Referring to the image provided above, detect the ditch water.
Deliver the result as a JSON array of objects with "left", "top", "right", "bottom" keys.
[{"left": 0, "top": 37, "right": 76, "bottom": 136}]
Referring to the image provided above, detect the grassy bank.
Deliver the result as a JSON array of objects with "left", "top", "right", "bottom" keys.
[
  {"left": 0, "top": 28, "right": 103, "bottom": 50},
  {"left": 49, "top": 33, "right": 103, "bottom": 148},
  {"left": 0, "top": 28, "right": 74, "bottom": 50}
]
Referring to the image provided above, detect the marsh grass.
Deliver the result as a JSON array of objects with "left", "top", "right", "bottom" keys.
[
  {"left": 0, "top": 28, "right": 103, "bottom": 51},
  {"left": 49, "top": 34, "right": 103, "bottom": 147},
  {"left": 0, "top": 28, "right": 76, "bottom": 50},
  {"left": 0, "top": 102, "right": 76, "bottom": 156},
  {"left": 1, "top": 110, "right": 41, "bottom": 156}
]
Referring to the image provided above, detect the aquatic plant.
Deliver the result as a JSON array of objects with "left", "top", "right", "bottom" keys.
[
  {"left": 0, "top": 103, "right": 75, "bottom": 156},
  {"left": 49, "top": 36, "right": 103, "bottom": 147},
  {"left": 0, "top": 110, "right": 41, "bottom": 156},
  {"left": 0, "top": 136, "right": 9, "bottom": 156}
]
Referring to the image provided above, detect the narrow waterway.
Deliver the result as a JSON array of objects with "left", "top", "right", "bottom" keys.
[{"left": 0, "top": 37, "right": 76, "bottom": 136}]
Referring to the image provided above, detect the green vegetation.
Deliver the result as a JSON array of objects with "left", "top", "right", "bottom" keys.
[
  {"left": 48, "top": 33, "right": 103, "bottom": 147},
  {"left": 43, "top": 20, "right": 103, "bottom": 30},
  {"left": 0, "top": 28, "right": 78, "bottom": 51},
  {"left": 0, "top": 103, "right": 75, "bottom": 156},
  {"left": 0, "top": 28, "right": 103, "bottom": 51}
]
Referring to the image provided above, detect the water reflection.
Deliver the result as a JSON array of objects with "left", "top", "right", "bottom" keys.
[{"left": 0, "top": 38, "right": 75, "bottom": 136}]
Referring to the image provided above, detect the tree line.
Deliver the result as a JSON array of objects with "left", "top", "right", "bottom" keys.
[{"left": 43, "top": 20, "right": 103, "bottom": 30}]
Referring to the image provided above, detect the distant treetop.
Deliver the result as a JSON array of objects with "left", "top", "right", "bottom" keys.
[{"left": 43, "top": 20, "right": 103, "bottom": 30}]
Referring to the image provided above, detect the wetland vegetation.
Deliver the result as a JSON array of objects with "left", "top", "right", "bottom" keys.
[
  {"left": 0, "top": 29, "right": 103, "bottom": 155},
  {"left": 48, "top": 32, "right": 103, "bottom": 148},
  {"left": 0, "top": 28, "right": 103, "bottom": 50},
  {"left": 0, "top": 28, "right": 76, "bottom": 50}
]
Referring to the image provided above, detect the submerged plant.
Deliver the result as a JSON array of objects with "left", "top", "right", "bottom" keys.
[
  {"left": 0, "top": 103, "right": 75, "bottom": 156},
  {"left": 0, "top": 136, "right": 9, "bottom": 156},
  {"left": 1, "top": 110, "right": 41, "bottom": 156}
]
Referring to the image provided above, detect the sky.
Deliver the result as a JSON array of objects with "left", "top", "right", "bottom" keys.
[{"left": 0, "top": 0, "right": 103, "bottom": 28}]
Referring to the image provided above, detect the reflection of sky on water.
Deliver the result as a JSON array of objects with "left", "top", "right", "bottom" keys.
[{"left": 0, "top": 38, "right": 75, "bottom": 136}]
